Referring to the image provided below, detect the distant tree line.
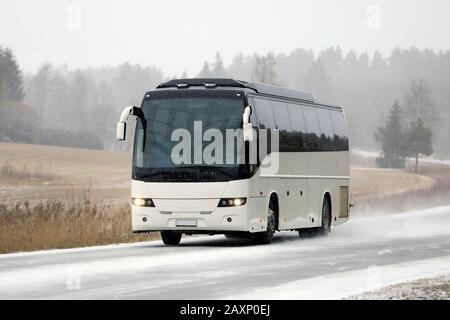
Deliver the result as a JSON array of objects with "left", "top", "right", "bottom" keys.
[
  {"left": 1, "top": 45, "right": 449, "bottom": 158},
  {"left": 198, "top": 49, "right": 449, "bottom": 158},
  {"left": 0, "top": 46, "right": 122, "bottom": 149}
]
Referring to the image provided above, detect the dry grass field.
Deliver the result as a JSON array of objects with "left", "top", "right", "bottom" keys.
[
  {"left": 350, "top": 168, "right": 434, "bottom": 203},
  {"left": 0, "top": 142, "right": 157, "bottom": 253},
  {"left": 0, "top": 201, "right": 157, "bottom": 253},
  {"left": 0, "top": 142, "right": 444, "bottom": 253},
  {"left": 0, "top": 142, "right": 131, "bottom": 204}
]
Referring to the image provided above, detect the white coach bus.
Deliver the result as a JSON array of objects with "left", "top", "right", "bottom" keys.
[{"left": 117, "top": 78, "right": 350, "bottom": 245}]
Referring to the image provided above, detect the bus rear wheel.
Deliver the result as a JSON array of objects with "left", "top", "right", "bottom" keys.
[
  {"left": 298, "top": 197, "right": 331, "bottom": 238},
  {"left": 161, "top": 231, "right": 182, "bottom": 245},
  {"left": 318, "top": 197, "right": 331, "bottom": 236}
]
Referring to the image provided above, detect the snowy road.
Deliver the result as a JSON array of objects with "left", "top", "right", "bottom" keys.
[{"left": 1, "top": 206, "right": 450, "bottom": 299}]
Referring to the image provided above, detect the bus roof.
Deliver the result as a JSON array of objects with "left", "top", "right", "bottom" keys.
[{"left": 155, "top": 78, "right": 316, "bottom": 103}]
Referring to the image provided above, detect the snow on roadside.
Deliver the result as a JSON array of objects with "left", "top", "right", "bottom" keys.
[
  {"left": 224, "top": 256, "right": 450, "bottom": 300},
  {"left": 348, "top": 273, "right": 450, "bottom": 300},
  {"left": 0, "top": 239, "right": 157, "bottom": 259}
]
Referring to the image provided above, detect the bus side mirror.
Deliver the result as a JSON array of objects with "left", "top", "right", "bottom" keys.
[
  {"left": 116, "top": 122, "right": 126, "bottom": 141},
  {"left": 117, "top": 105, "right": 140, "bottom": 141},
  {"left": 243, "top": 106, "right": 254, "bottom": 142}
]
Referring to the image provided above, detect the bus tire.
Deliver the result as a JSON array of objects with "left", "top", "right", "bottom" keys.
[
  {"left": 253, "top": 199, "right": 276, "bottom": 245},
  {"left": 318, "top": 196, "right": 331, "bottom": 236},
  {"left": 161, "top": 231, "right": 182, "bottom": 245}
]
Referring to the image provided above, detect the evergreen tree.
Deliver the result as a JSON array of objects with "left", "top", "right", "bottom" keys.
[
  {"left": 0, "top": 46, "right": 25, "bottom": 101},
  {"left": 27, "top": 63, "right": 52, "bottom": 125},
  {"left": 197, "top": 61, "right": 211, "bottom": 78},
  {"left": 211, "top": 52, "right": 226, "bottom": 77},
  {"left": 68, "top": 70, "right": 91, "bottom": 128},
  {"left": 404, "top": 118, "right": 433, "bottom": 173},
  {"left": 304, "top": 59, "right": 330, "bottom": 100},
  {"left": 375, "top": 100, "right": 406, "bottom": 168},
  {"left": 47, "top": 69, "right": 69, "bottom": 126},
  {"left": 370, "top": 50, "right": 387, "bottom": 71},
  {"left": 404, "top": 79, "right": 438, "bottom": 130},
  {"left": 253, "top": 53, "right": 277, "bottom": 84},
  {"left": 228, "top": 53, "right": 253, "bottom": 80}
]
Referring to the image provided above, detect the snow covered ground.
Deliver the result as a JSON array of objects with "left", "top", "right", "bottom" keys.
[
  {"left": 1, "top": 205, "right": 450, "bottom": 299},
  {"left": 352, "top": 149, "right": 450, "bottom": 166},
  {"left": 227, "top": 256, "right": 450, "bottom": 299},
  {"left": 349, "top": 273, "right": 450, "bottom": 300}
]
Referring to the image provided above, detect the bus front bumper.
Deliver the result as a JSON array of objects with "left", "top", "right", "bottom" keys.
[{"left": 131, "top": 198, "right": 266, "bottom": 233}]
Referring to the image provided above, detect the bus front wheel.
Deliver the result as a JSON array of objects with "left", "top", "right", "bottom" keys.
[
  {"left": 253, "top": 199, "right": 276, "bottom": 245},
  {"left": 161, "top": 231, "right": 182, "bottom": 245}
]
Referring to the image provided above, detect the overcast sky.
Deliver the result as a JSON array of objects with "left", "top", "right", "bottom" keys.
[{"left": 1, "top": 0, "right": 449, "bottom": 76}]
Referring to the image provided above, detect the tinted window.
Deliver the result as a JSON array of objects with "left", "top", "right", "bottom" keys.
[
  {"left": 271, "top": 101, "right": 291, "bottom": 131},
  {"left": 287, "top": 103, "right": 307, "bottom": 133},
  {"left": 253, "top": 97, "right": 275, "bottom": 155},
  {"left": 287, "top": 103, "right": 307, "bottom": 151},
  {"left": 330, "top": 110, "right": 349, "bottom": 151},
  {"left": 254, "top": 98, "right": 275, "bottom": 129},
  {"left": 317, "top": 109, "right": 334, "bottom": 139},
  {"left": 270, "top": 101, "right": 293, "bottom": 152},
  {"left": 303, "top": 107, "right": 320, "bottom": 151},
  {"left": 330, "top": 110, "right": 347, "bottom": 137},
  {"left": 303, "top": 107, "right": 320, "bottom": 135},
  {"left": 253, "top": 97, "right": 348, "bottom": 153},
  {"left": 317, "top": 108, "right": 334, "bottom": 151}
]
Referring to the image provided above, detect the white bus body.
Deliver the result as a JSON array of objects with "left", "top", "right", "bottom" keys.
[{"left": 118, "top": 79, "right": 350, "bottom": 245}]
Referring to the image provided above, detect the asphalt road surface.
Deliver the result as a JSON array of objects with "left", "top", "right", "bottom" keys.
[{"left": 1, "top": 206, "right": 450, "bottom": 299}]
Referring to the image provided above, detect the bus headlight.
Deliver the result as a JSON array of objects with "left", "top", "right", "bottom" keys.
[
  {"left": 218, "top": 198, "right": 247, "bottom": 207},
  {"left": 132, "top": 198, "right": 155, "bottom": 207}
]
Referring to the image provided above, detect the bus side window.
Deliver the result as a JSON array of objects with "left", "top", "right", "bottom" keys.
[
  {"left": 330, "top": 110, "right": 349, "bottom": 151},
  {"left": 271, "top": 100, "right": 291, "bottom": 131},
  {"left": 253, "top": 97, "right": 276, "bottom": 156},
  {"left": 271, "top": 100, "right": 291, "bottom": 152},
  {"left": 287, "top": 103, "right": 307, "bottom": 152},
  {"left": 303, "top": 107, "right": 321, "bottom": 151},
  {"left": 253, "top": 97, "right": 275, "bottom": 130},
  {"left": 316, "top": 108, "right": 334, "bottom": 151}
]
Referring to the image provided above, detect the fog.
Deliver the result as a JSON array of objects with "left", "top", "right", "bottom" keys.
[
  {"left": 1, "top": 0, "right": 450, "bottom": 157},
  {"left": 1, "top": 0, "right": 450, "bottom": 75}
]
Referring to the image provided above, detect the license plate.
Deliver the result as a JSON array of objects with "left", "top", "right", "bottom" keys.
[{"left": 176, "top": 219, "right": 197, "bottom": 227}]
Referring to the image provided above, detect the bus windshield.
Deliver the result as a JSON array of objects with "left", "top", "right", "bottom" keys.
[{"left": 132, "top": 90, "right": 250, "bottom": 182}]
